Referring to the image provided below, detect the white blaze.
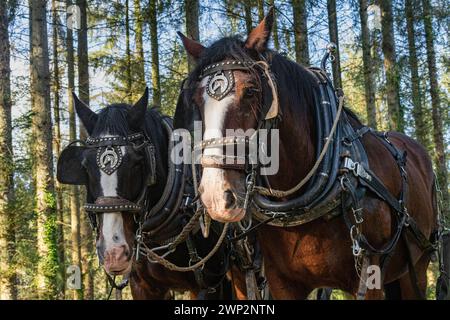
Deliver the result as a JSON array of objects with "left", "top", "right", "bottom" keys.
[
  {"left": 100, "top": 146, "right": 127, "bottom": 248},
  {"left": 201, "top": 77, "right": 235, "bottom": 191}
]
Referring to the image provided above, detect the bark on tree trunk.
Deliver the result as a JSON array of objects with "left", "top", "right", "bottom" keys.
[
  {"left": 29, "top": 0, "right": 59, "bottom": 299},
  {"left": 422, "top": 0, "right": 449, "bottom": 219},
  {"left": 67, "top": 0, "right": 83, "bottom": 300},
  {"left": 77, "top": 0, "right": 90, "bottom": 125},
  {"left": 243, "top": 0, "right": 253, "bottom": 35},
  {"left": 405, "top": 0, "right": 428, "bottom": 148},
  {"left": 379, "top": 0, "right": 404, "bottom": 132},
  {"left": 51, "top": 0, "right": 65, "bottom": 299},
  {"left": 257, "top": 0, "right": 264, "bottom": 20},
  {"left": 149, "top": 0, "right": 161, "bottom": 107},
  {"left": 292, "top": 0, "right": 310, "bottom": 65},
  {"left": 134, "top": 0, "right": 146, "bottom": 93},
  {"left": 185, "top": 0, "right": 199, "bottom": 72},
  {"left": 0, "top": 0, "right": 17, "bottom": 300},
  {"left": 226, "top": 0, "right": 238, "bottom": 34},
  {"left": 125, "top": 0, "right": 132, "bottom": 102},
  {"left": 268, "top": 0, "right": 280, "bottom": 51},
  {"left": 77, "top": 0, "right": 94, "bottom": 299},
  {"left": 358, "top": 0, "right": 377, "bottom": 129},
  {"left": 327, "top": 0, "right": 342, "bottom": 89}
]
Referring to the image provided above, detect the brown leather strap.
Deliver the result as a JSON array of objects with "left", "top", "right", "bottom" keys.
[{"left": 201, "top": 155, "right": 246, "bottom": 171}]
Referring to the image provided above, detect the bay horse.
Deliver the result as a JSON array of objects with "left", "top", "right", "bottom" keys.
[
  {"left": 176, "top": 9, "right": 440, "bottom": 299},
  {"left": 57, "top": 89, "right": 233, "bottom": 299}
]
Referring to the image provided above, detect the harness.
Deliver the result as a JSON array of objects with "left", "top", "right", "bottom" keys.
[
  {"left": 191, "top": 47, "right": 437, "bottom": 299},
  {"left": 57, "top": 116, "right": 231, "bottom": 297}
]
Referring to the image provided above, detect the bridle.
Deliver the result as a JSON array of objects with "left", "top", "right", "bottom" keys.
[
  {"left": 81, "top": 132, "right": 157, "bottom": 230},
  {"left": 190, "top": 56, "right": 281, "bottom": 215}
]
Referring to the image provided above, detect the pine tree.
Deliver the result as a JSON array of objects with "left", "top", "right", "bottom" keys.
[
  {"left": 358, "top": 0, "right": 377, "bottom": 129},
  {"left": 292, "top": 0, "right": 309, "bottom": 65},
  {"left": 185, "top": 0, "right": 199, "bottom": 72},
  {"left": 77, "top": 0, "right": 94, "bottom": 299},
  {"left": 149, "top": 0, "right": 161, "bottom": 107},
  {"left": 29, "top": 0, "right": 59, "bottom": 299},
  {"left": 379, "top": 0, "right": 404, "bottom": 132},
  {"left": 421, "top": 0, "right": 449, "bottom": 219},
  {"left": 0, "top": 0, "right": 17, "bottom": 300},
  {"left": 134, "top": 0, "right": 146, "bottom": 92},
  {"left": 405, "top": 0, "right": 428, "bottom": 148},
  {"left": 268, "top": 0, "right": 280, "bottom": 51},
  {"left": 327, "top": 0, "right": 342, "bottom": 89},
  {"left": 67, "top": 0, "right": 83, "bottom": 300},
  {"left": 51, "top": 0, "right": 65, "bottom": 298}
]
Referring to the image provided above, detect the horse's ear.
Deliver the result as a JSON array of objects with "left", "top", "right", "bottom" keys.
[
  {"left": 73, "top": 92, "right": 97, "bottom": 135},
  {"left": 127, "top": 87, "right": 149, "bottom": 130},
  {"left": 245, "top": 6, "right": 274, "bottom": 52},
  {"left": 177, "top": 31, "right": 205, "bottom": 60}
]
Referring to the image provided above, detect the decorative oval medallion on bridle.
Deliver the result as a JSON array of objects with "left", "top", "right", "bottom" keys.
[
  {"left": 97, "top": 146, "right": 122, "bottom": 174},
  {"left": 206, "top": 70, "right": 233, "bottom": 100}
]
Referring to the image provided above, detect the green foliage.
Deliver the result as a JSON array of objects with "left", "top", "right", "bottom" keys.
[{"left": 40, "top": 206, "right": 60, "bottom": 299}]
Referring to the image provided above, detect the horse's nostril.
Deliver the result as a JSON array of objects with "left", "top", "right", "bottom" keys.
[{"left": 224, "top": 190, "right": 236, "bottom": 209}]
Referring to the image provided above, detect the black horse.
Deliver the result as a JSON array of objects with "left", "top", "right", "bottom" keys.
[{"left": 57, "top": 89, "right": 232, "bottom": 299}]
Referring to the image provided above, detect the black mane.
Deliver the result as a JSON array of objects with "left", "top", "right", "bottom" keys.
[{"left": 92, "top": 104, "right": 166, "bottom": 143}]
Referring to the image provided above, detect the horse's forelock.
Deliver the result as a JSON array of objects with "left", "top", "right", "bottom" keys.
[{"left": 91, "top": 104, "right": 131, "bottom": 138}]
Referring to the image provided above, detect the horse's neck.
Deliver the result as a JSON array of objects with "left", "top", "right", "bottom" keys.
[{"left": 268, "top": 104, "right": 316, "bottom": 191}]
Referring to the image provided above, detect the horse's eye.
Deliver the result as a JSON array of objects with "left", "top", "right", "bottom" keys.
[{"left": 244, "top": 87, "right": 259, "bottom": 98}]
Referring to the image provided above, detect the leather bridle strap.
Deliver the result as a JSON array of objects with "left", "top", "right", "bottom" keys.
[
  {"left": 200, "top": 60, "right": 253, "bottom": 77},
  {"left": 195, "top": 135, "right": 250, "bottom": 171},
  {"left": 84, "top": 196, "right": 141, "bottom": 213}
]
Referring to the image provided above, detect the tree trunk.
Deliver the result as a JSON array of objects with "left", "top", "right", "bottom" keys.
[
  {"left": 421, "top": 0, "right": 449, "bottom": 219},
  {"left": 268, "top": 0, "right": 280, "bottom": 51},
  {"left": 257, "top": 0, "right": 264, "bottom": 20},
  {"left": 67, "top": 0, "right": 83, "bottom": 300},
  {"left": 405, "top": 0, "right": 428, "bottom": 148},
  {"left": 379, "top": 0, "right": 403, "bottom": 132},
  {"left": 185, "top": 0, "right": 199, "bottom": 72},
  {"left": 76, "top": 0, "right": 94, "bottom": 300},
  {"left": 149, "top": 0, "right": 161, "bottom": 107},
  {"left": 134, "top": 0, "right": 145, "bottom": 93},
  {"left": 243, "top": 0, "right": 253, "bottom": 35},
  {"left": 0, "top": 0, "right": 17, "bottom": 300},
  {"left": 29, "top": 0, "right": 59, "bottom": 299},
  {"left": 51, "top": 0, "right": 65, "bottom": 299},
  {"left": 358, "top": 0, "right": 377, "bottom": 129},
  {"left": 327, "top": 0, "right": 342, "bottom": 89},
  {"left": 77, "top": 0, "right": 90, "bottom": 137},
  {"left": 226, "top": 0, "right": 238, "bottom": 34},
  {"left": 80, "top": 211, "right": 94, "bottom": 299},
  {"left": 292, "top": 0, "right": 310, "bottom": 65},
  {"left": 125, "top": 0, "right": 132, "bottom": 102}
]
